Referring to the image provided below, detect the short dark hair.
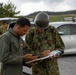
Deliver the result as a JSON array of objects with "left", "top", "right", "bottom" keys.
[{"left": 16, "top": 17, "right": 31, "bottom": 27}]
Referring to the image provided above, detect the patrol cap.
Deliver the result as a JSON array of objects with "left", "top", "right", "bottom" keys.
[{"left": 34, "top": 12, "right": 49, "bottom": 29}]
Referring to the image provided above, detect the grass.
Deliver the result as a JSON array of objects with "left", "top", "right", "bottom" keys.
[
  {"left": 27, "top": 14, "right": 76, "bottom": 22},
  {"left": 49, "top": 14, "right": 76, "bottom": 22},
  {"left": 0, "top": 14, "right": 76, "bottom": 26}
]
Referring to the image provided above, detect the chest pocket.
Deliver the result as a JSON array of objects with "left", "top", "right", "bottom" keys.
[
  {"left": 19, "top": 42, "right": 25, "bottom": 53},
  {"left": 10, "top": 41, "right": 19, "bottom": 52},
  {"left": 10, "top": 42, "right": 25, "bottom": 57},
  {"left": 8, "top": 32, "right": 25, "bottom": 54}
]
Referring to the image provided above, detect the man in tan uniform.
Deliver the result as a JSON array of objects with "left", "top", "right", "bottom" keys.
[{"left": 0, "top": 17, "right": 38, "bottom": 75}]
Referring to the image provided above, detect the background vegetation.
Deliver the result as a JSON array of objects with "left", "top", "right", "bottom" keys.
[
  {"left": 49, "top": 14, "right": 76, "bottom": 22},
  {"left": 26, "top": 14, "right": 76, "bottom": 22},
  {"left": 0, "top": 1, "right": 76, "bottom": 22},
  {"left": 0, "top": 1, "right": 20, "bottom": 17}
]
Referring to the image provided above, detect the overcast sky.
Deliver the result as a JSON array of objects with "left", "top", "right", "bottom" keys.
[{"left": 0, "top": 0, "right": 76, "bottom": 16}]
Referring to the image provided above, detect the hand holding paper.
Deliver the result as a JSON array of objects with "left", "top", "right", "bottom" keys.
[
  {"left": 49, "top": 50, "right": 62, "bottom": 57},
  {"left": 26, "top": 50, "right": 62, "bottom": 64}
]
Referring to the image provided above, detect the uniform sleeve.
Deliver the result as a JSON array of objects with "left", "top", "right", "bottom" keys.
[
  {"left": 26, "top": 31, "right": 32, "bottom": 47},
  {"left": 52, "top": 27, "right": 65, "bottom": 54},
  {"left": 0, "top": 35, "right": 23, "bottom": 64},
  {"left": 25, "top": 30, "right": 34, "bottom": 54}
]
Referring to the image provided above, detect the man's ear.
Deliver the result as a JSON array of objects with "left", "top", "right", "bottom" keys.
[{"left": 17, "top": 25, "right": 21, "bottom": 30}]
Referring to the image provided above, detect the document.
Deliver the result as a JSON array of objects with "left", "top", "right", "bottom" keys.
[
  {"left": 26, "top": 50, "right": 61, "bottom": 64},
  {"left": 26, "top": 55, "right": 49, "bottom": 64}
]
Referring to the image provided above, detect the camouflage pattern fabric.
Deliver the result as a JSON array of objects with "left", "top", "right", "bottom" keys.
[{"left": 26, "top": 26, "right": 65, "bottom": 75}]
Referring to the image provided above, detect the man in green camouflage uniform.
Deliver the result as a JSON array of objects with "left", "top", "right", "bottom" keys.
[
  {"left": 0, "top": 17, "right": 38, "bottom": 75},
  {"left": 26, "top": 12, "right": 65, "bottom": 75},
  {"left": 0, "top": 21, "right": 8, "bottom": 35}
]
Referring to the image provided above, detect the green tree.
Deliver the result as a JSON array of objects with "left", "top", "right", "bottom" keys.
[
  {"left": 0, "top": 3, "right": 5, "bottom": 17},
  {"left": 0, "top": 1, "right": 20, "bottom": 17}
]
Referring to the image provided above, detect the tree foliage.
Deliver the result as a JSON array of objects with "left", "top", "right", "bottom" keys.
[{"left": 0, "top": 1, "right": 20, "bottom": 17}]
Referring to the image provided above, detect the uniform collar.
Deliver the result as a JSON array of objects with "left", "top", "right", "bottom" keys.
[{"left": 9, "top": 28, "right": 19, "bottom": 37}]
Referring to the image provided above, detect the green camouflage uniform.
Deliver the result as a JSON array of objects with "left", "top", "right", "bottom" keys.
[
  {"left": 0, "top": 26, "right": 7, "bottom": 35},
  {"left": 26, "top": 26, "right": 65, "bottom": 75},
  {"left": 0, "top": 29, "right": 27, "bottom": 75}
]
